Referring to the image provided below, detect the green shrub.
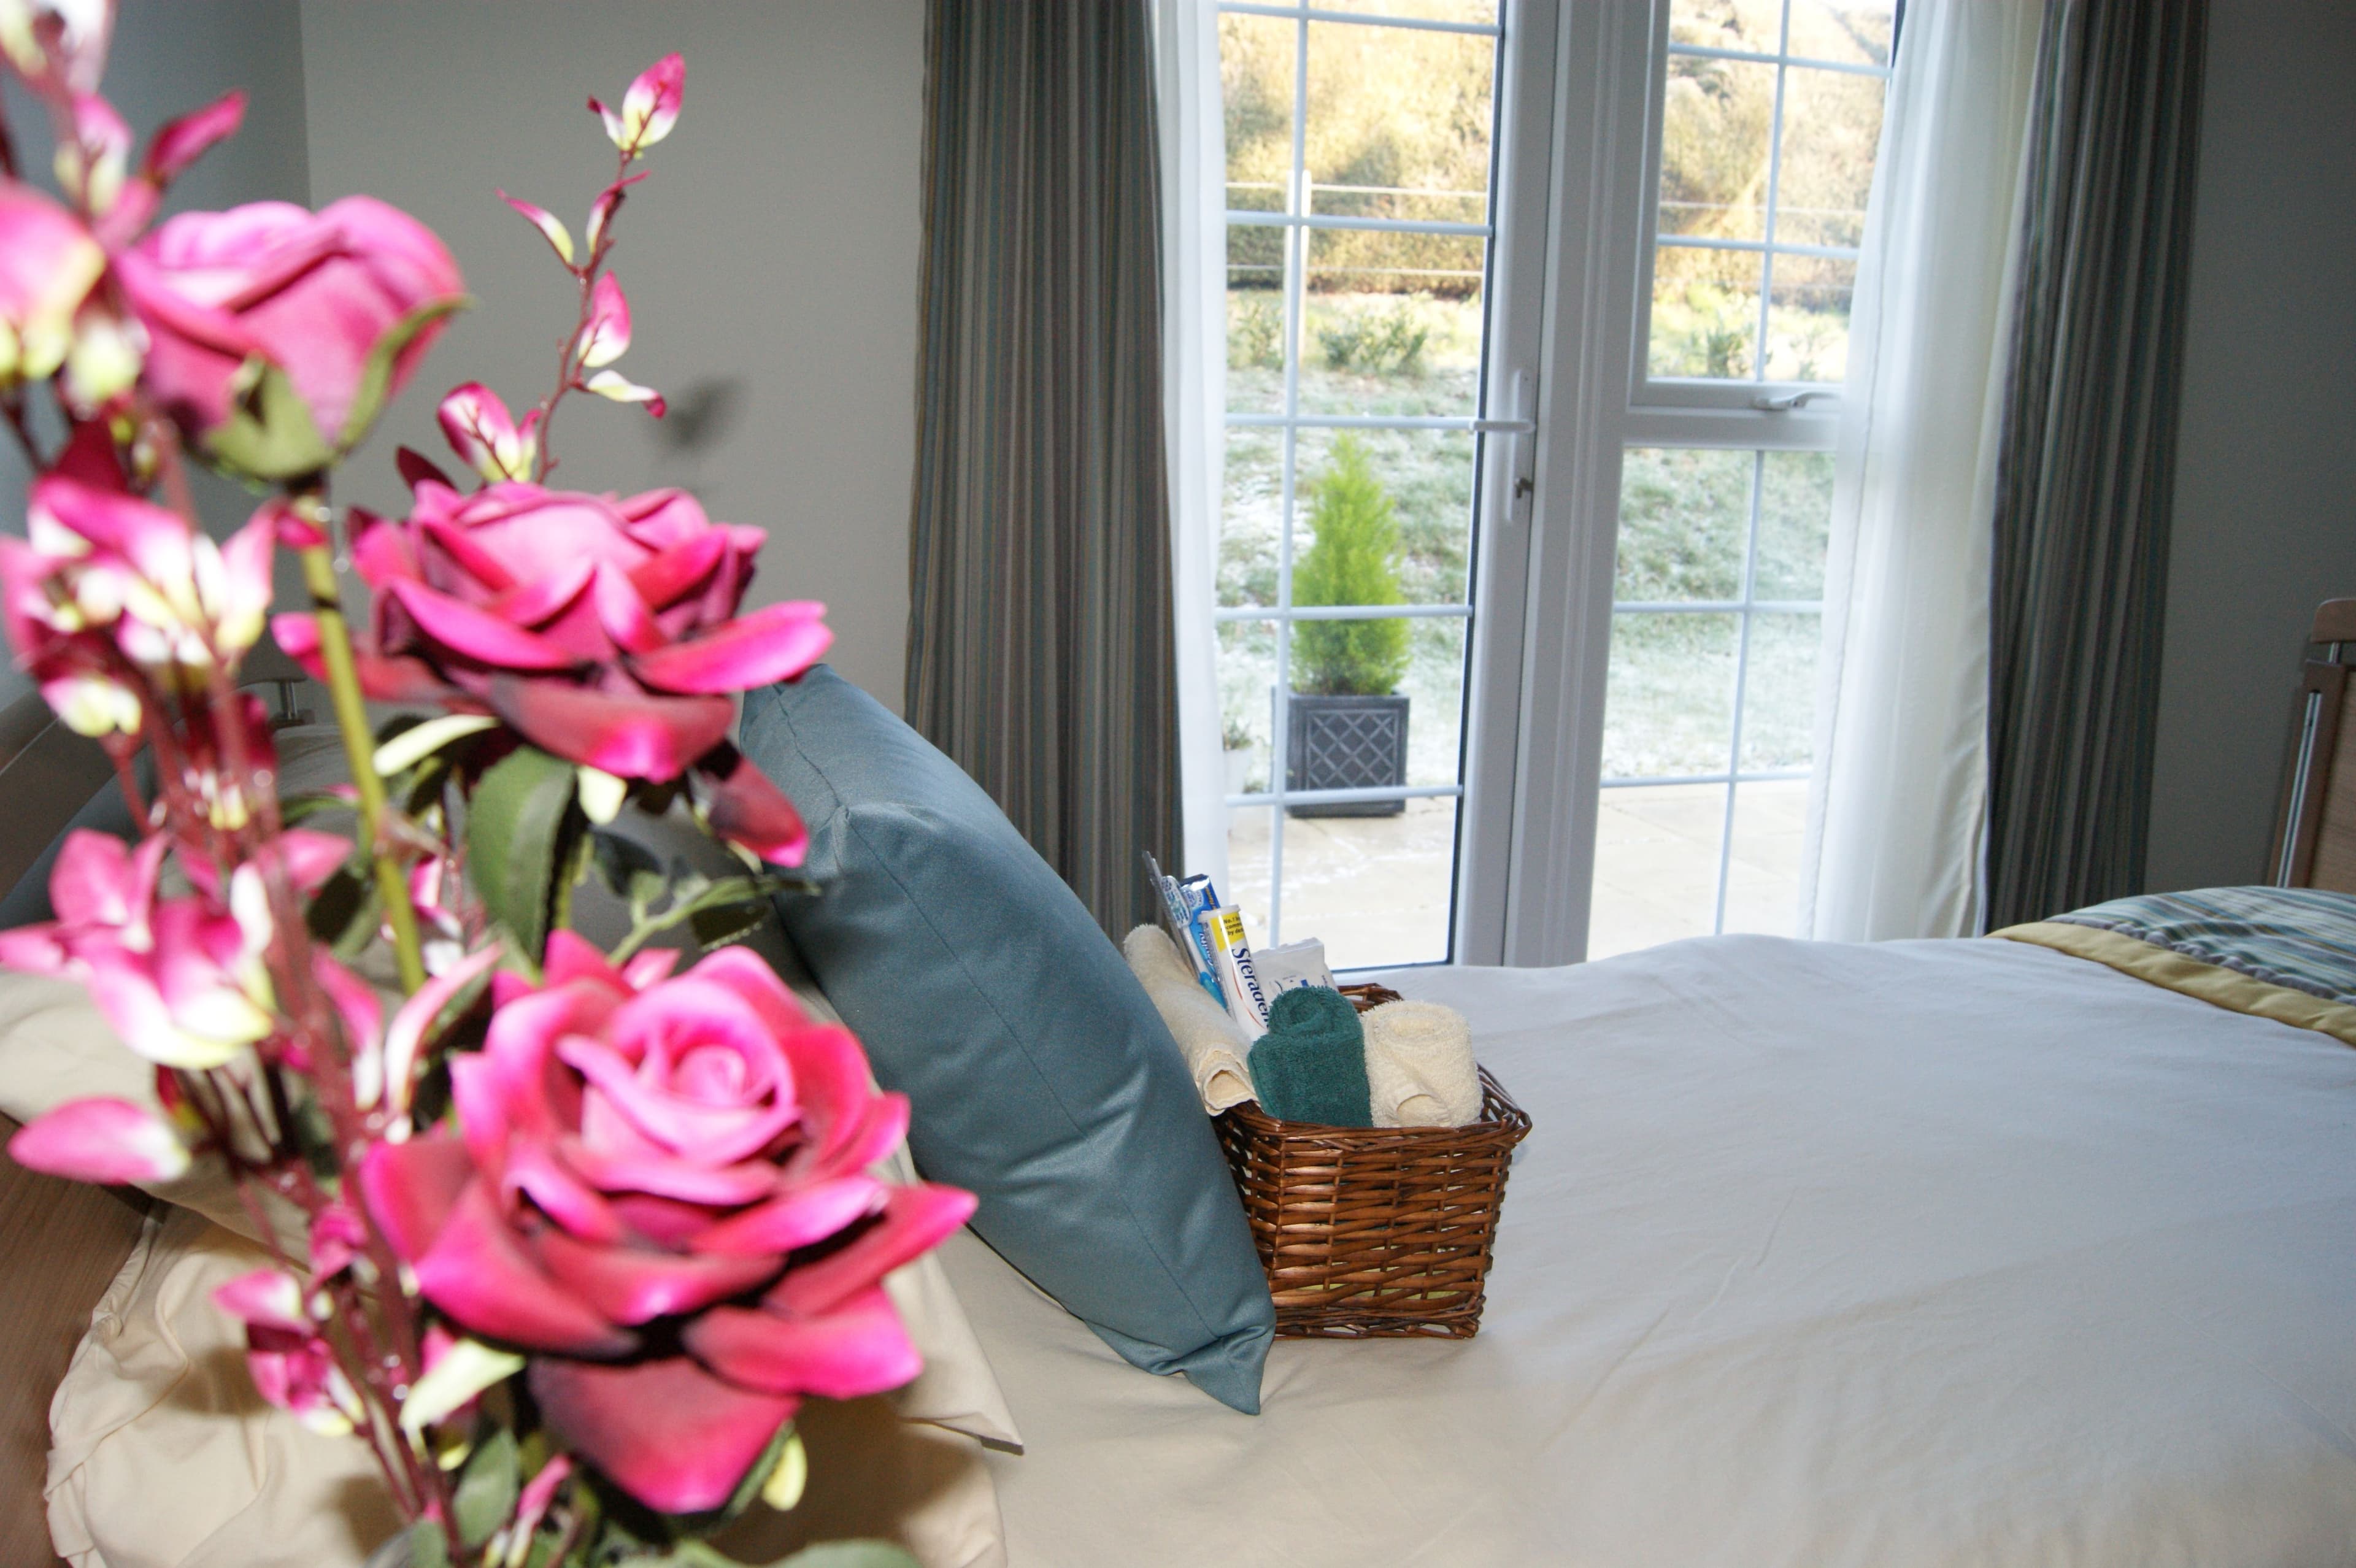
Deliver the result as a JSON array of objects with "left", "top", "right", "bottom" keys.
[
  {"left": 1315, "top": 295, "right": 1432, "bottom": 374},
  {"left": 1292, "top": 435, "right": 1410, "bottom": 696},
  {"left": 1228, "top": 293, "right": 1285, "bottom": 370}
]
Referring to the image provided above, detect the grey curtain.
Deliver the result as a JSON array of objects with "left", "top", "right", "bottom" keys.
[
  {"left": 1984, "top": 0, "right": 2207, "bottom": 928},
  {"left": 908, "top": 0, "right": 1181, "bottom": 937}
]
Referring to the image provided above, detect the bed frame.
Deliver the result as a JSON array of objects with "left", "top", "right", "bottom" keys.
[{"left": 2268, "top": 598, "right": 2356, "bottom": 892}]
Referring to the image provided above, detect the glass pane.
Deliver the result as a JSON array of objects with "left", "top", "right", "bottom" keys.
[
  {"left": 1763, "top": 253, "right": 1855, "bottom": 382},
  {"left": 1223, "top": 803, "right": 1276, "bottom": 947},
  {"left": 1603, "top": 611, "right": 1739, "bottom": 778},
  {"left": 1226, "top": 267, "right": 1287, "bottom": 413},
  {"left": 1311, "top": 0, "right": 1499, "bottom": 22},
  {"left": 1650, "top": 244, "right": 1762, "bottom": 379},
  {"left": 1290, "top": 425, "right": 1473, "bottom": 605},
  {"left": 1737, "top": 609, "right": 1821, "bottom": 772},
  {"left": 1217, "top": 618, "right": 1279, "bottom": 789},
  {"left": 1774, "top": 65, "right": 1886, "bottom": 248},
  {"left": 1659, "top": 56, "right": 1776, "bottom": 240},
  {"left": 1589, "top": 782, "right": 1726, "bottom": 959},
  {"left": 1669, "top": 0, "right": 1787, "bottom": 52},
  {"left": 1615, "top": 447, "right": 1752, "bottom": 603},
  {"left": 1301, "top": 229, "right": 1484, "bottom": 418},
  {"left": 1720, "top": 779, "right": 1809, "bottom": 936},
  {"left": 1304, "top": 21, "right": 1493, "bottom": 229},
  {"left": 1755, "top": 450, "right": 1833, "bottom": 600},
  {"left": 1403, "top": 615, "right": 1466, "bottom": 786},
  {"left": 1218, "top": 425, "right": 1285, "bottom": 607},
  {"left": 1785, "top": 0, "right": 1895, "bottom": 68},
  {"left": 1221, "top": 13, "right": 1295, "bottom": 211},
  {"left": 1279, "top": 799, "right": 1458, "bottom": 969}
]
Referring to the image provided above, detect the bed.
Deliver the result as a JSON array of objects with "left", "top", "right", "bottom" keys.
[{"left": 6, "top": 608, "right": 2356, "bottom": 1567}]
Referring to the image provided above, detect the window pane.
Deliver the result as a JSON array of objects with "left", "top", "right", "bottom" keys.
[
  {"left": 1650, "top": 245, "right": 1762, "bottom": 379},
  {"left": 1304, "top": 21, "right": 1493, "bottom": 229},
  {"left": 1720, "top": 779, "right": 1809, "bottom": 936},
  {"left": 1590, "top": 782, "right": 1727, "bottom": 958},
  {"left": 1755, "top": 450, "right": 1833, "bottom": 600},
  {"left": 1217, "top": 619, "right": 1279, "bottom": 785},
  {"left": 1616, "top": 447, "right": 1752, "bottom": 602},
  {"left": 1226, "top": 269, "right": 1287, "bottom": 413},
  {"left": 1221, "top": 14, "right": 1295, "bottom": 210},
  {"left": 1290, "top": 425, "right": 1473, "bottom": 605},
  {"left": 1774, "top": 64, "right": 1887, "bottom": 248},
  {"left": 1669, "top": 0, "right": 1787, "bottom": 53},
  {"left": 1311, "top": 0, "right": 1499, "bottom": 23},
  {"left": 1224, "top": 803, "right": 1276, "bottom": 945},
  {"left": 1403, "top": 616, "right": 1466, "bottom": 787},
  {"left": 1785, "top": 0, "right": 1895, "bottom": 68},
  {"left": 1737, "top": 609, "right": 1821, "bottom": 772},
  {"left": 1219, "top": 425, "right": 1285, "bottom": 608},
  {"left": 1659, "top": 56, "right": 1776, "bottom": 240},
  {"left": 1279, "top": 799, "right": 1460, "bottom": 969},
  {"left": 1301, "top": 229, "right": 1484, "bottom": 418},
  {"left": 1603, "top": 611, "right": 1739, "bottom": 778},
  {"left": 1763, "top": 253, "right": 1855, "bottom": 382}
]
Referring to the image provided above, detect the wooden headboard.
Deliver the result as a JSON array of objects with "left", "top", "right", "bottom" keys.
[{"left": 2268, "top": 599, "right": 2356, "bottom": 891}]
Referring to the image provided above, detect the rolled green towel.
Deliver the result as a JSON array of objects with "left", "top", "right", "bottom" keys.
[{"left": 1247, "top": 986, "right": 1374, "bottom": 1128}]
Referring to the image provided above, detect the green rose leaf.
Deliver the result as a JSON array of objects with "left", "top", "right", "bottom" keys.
[
  {"left": 452, "top": 1428, "right": 521, "bottom": 1550},
  {"left": 467, "top": 743, "right": 581, "bottom": 960}
]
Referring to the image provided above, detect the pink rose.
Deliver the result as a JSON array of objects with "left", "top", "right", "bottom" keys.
[
  {"left": 356, "top": 933, "right": 974, "bottom": 1513},
  {"left": 115, "top": 195, "right": 463, "bottom": 476},
  {"left": 271, "top": 450, "right": 826, "bottom": 866}
]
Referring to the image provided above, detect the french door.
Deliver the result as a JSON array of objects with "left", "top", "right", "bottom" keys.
[
  {"left": 1185, "top": 0, "right": 1895, "bottom": 967},
  {"left": 1203, "top": 0, "right": 1555, "bottom": 969}
]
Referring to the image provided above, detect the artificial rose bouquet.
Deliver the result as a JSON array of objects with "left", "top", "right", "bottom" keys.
[{"left": 0, "top": 10, "right": 964, "bottom": 1566}]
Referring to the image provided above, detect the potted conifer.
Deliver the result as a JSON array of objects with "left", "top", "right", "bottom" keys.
[{"left": 1284, "top": 434, "right": 1410, "bottom": 817}]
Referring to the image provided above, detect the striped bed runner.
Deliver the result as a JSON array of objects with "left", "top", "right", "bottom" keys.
[{"left": 1996, "top": 886, "right": 2356, "bottom": 1047}]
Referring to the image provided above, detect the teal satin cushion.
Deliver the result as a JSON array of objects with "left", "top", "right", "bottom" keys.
[{"left": 739, "top": 669, "right": 1273, "bottom": 1413}]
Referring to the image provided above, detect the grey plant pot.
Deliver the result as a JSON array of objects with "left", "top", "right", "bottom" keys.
[{"left": 1282, "top": 691, "right": 1409, "bottom": 817}]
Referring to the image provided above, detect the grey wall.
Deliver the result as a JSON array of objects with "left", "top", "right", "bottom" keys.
[
  {"left": 0, "top": 0, "right": 311, "bottom": 709},
  {"left": 297, "top": 1, "right": 926, "bottom": 712},
  {"left": 2144, "top": 0, "right": 2356, "bottom": 891}
]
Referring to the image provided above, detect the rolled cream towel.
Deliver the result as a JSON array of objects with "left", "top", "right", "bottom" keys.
[
  {"left": 1361, "top": 999, "right": 1482, "bottom": 1128},
  {"left": 1123, "top": 925, "right": 1257, "bottom": 1113}
]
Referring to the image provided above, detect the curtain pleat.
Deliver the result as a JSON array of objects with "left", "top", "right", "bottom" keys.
[
  {"left": 909, "top": 0, "right": 1181, "bottom": 937},
  {"left": 1984, "top": 0, "right": 2206, "bottom": 928}
]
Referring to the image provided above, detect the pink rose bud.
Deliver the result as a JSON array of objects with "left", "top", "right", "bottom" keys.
[
  {"left": 9, "top": 1097, "right": 191, "bottom": 1185},
  {"left": 591, "top": 53, "right": 683, "bottom": 157},
  {"left": 499, "top": 189, "right": 574, "bottom": 267},
  {"left": 0, "top": 179, "right": 105, "bottom": 384},
  {"left": 437, "top": 382, "right": 540, "bottom": 483},
  {"left": 575, "top": 273, "right": 630, "bottom": 369}
]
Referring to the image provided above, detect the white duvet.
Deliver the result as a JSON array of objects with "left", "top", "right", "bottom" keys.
[{"left": 950, "top": 935, "right": 2356, "bottom": 1567}]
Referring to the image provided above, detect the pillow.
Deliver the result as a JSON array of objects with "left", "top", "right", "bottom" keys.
[
  {"left": 738, "top": 667, "right": 1274, "bottom": 1413},
  {"left": 47, "top": 1207, "right": 1009, "bottom": 1568}
]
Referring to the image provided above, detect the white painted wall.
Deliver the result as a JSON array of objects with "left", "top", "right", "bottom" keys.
[
  {"left": 296, "top": 1, "right": 926, "bottom": 710},
  {"left": 2144, "top": 1, "right": 2356, "bottom": 891}
]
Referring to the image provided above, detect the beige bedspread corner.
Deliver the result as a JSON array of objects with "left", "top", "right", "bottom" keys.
[{"left": 1992, "top": 919, "right": 2356, "bottom": 1048}]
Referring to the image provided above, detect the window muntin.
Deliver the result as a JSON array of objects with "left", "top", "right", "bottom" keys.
[
  {"left": 1214, "top": 2, "right": 1504, "bottom": 968},
  {"left": 1642, "top": 0, "right": 1893, "bottom": 394}
]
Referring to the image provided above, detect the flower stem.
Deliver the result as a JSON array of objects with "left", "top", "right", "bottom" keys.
[{"left": 294, "top": 529, "right": 427, "bottom": 993}]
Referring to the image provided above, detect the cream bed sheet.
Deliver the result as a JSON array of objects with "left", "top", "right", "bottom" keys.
[{"left": 948, "top": 934, "right": 2356, "bottom": 1567}]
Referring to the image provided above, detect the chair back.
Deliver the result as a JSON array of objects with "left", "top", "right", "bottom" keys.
[{"left": 2270, "top": 599, "right": 2356, "bottom": 891}]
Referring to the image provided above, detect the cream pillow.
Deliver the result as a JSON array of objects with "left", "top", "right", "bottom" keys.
[
  {"left": 48, "top": 1207, "right": 1009, "bottom": 1568},
  {"left": 0, "top": 955, "right": 1022, "bottom": 1566}
]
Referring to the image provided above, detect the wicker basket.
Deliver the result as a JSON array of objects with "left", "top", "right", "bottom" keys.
[{"left": 1214, "top": 983, "right": 1532, "bottom": 1339}]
